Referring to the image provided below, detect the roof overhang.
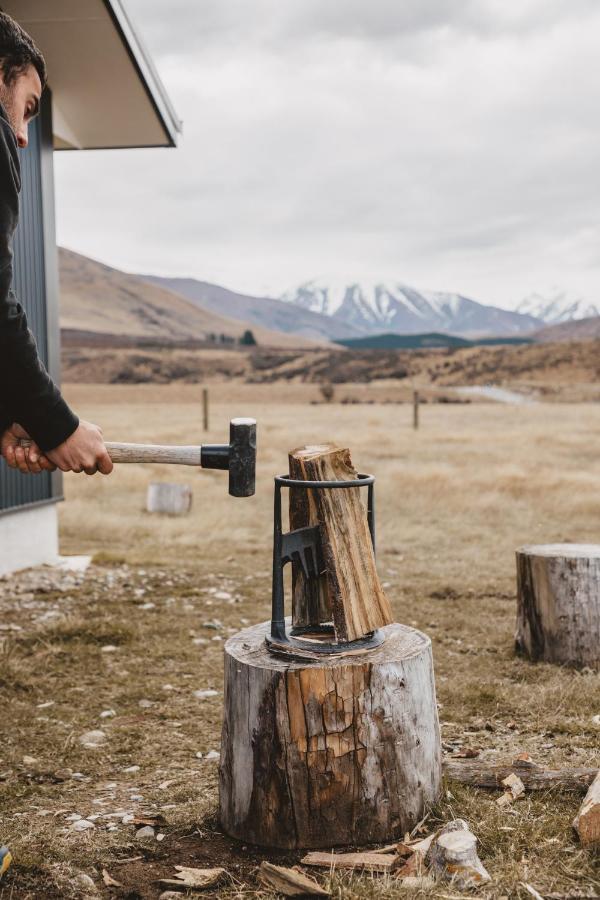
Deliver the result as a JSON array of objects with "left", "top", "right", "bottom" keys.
[{"left": 3, "top": 0, "right": 181, "bottom": 150}]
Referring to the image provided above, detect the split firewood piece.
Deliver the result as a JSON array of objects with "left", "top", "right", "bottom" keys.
[
  {"left": 399, "top": 875, "right": 436, "bottom": 890},
  {"left": 159, "top": 866, "right": 227, "bottom": 890},
  {"left": 288, "top": 444, "right": 393, "bottom": 642},
  {"left": 289, "top": 451, "right": 330, "bottom": 627},
  {"left": 573, "top": 770, "right": 600, "bottom": 847},
  {"left": 443, "top": 759, "right": 597, "bottom": 793},
  {"left": 496, "top": 772, "right": 526, "bottom": 806},
  {"left": 426, "top": 819, "right": 491, "bottom": 890},
  {"left": 301, "top": 851, "right": 398, "bottom": 873},
  {"left": 258, "top": 862, "right": 330, "bottom": 897}
]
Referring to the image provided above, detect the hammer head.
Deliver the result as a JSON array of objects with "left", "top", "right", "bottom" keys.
[{"left": 229, "top": 418, "right": 256, "bottom": 497}]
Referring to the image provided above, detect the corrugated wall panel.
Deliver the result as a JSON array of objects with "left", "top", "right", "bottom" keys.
[{"left": 0, "top": 112, "right": 53, "bottom": 511}]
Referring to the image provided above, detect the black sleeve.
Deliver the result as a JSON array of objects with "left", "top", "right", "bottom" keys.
[{"left": 0, "top": 116, "right": 78, "bottom": 452}]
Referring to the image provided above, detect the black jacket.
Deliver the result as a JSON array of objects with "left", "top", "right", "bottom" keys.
[{"left": 0, "top": 103, "right": 78, "bottom": 451}]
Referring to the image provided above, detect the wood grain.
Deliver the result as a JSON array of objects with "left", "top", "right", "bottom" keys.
[{"left": 288, "top": 444, "right": 392, "bottom": 642}]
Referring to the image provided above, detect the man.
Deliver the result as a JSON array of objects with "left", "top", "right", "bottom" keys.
[{"left": 0, "top": 12, "right": 112, "bottom": 477}]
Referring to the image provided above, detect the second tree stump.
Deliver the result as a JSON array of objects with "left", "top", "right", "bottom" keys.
[{"left": 516, "top": 543, "right": 600, "bottom": 668}]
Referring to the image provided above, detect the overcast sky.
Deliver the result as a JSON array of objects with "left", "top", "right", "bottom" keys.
[{"left": 54, "top": 0, "right": 600, "bottom": 308}]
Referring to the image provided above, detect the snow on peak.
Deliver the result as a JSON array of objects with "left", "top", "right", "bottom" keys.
[
  {"left": 281, "top": 280, "right": 539, "bottom": 337},
  {"left": 517, "top": 289, "right": 600, "bottom": 324}
]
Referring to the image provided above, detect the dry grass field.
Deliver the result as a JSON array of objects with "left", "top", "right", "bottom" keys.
[{"left": 1, "top": 382, "right": 599, "bottom": 899}]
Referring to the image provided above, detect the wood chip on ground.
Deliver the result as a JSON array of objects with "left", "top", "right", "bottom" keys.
[{"left": 258, "top": 861, "right": 330, "bottom": 897}]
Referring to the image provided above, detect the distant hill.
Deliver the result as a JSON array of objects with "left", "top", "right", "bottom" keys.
[
  {"left": 335, "top": 332, "right": 534, "bottom": 350},
  {"left": 141, "top": 275, "right": 364, "bottom": 343},
  {"left": 59, "top": 249, "right": 320, "bottom": 348},
  {"left": 534, "top": 315, "right": 600, "bottom": 343},
  {"left": 281, "top": 281, "right": 542, "bottom": 337}
]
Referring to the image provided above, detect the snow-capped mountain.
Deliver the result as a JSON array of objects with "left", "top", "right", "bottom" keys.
[
  {"left": 281, "top": 281, "right": 542, "bottom": 337},
  {"left": 517, "top": 290, "right": 600, "bottom": 325}
]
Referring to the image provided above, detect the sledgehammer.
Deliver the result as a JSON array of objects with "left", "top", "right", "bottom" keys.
[{"left": 22, "top": 418, "right": 257, "bottom": 497}]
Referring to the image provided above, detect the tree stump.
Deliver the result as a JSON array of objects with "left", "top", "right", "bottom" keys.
[
  {"left": 146, "top": 483, "right": 192, "bottom": 516},
  {"left": 219, "top": 621, "right": 442, "bottom": 849},
  {"left": 516, "top": 544, "right": 600, "bottom": 668}
]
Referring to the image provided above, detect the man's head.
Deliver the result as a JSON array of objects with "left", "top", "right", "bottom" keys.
[{"left": 0, "top": 12, "right": 46, "bottom": 148}]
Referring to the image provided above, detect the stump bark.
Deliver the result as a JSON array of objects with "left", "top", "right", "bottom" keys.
[
  {"left": 288, "top": 444, "right": 392, "bottom": 641},
  {"left": 516, "top": 544, "right": 600, "bottom": 668},
  {"left": 219, "top": 621, "right": 442, "bottom": 849}
]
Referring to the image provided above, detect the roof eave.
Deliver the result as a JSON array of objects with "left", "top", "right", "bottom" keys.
[{"left": 103, "top": 0, "right": 182, "bottom": 148}]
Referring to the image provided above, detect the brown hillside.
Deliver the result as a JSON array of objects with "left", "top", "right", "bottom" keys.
[
  {"left": 534, "top": 315, "right": 600, "bottom": 342},
  {"left": 58, "top": 248, "right": 323, "bottom": 349}
]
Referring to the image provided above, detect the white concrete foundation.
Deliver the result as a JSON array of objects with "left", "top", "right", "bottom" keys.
[{"left": 0, "top": 503, "right": 60, "bottom": 577}]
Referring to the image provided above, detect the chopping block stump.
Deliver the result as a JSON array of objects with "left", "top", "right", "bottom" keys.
[
  {"left": 516, "top": 543, "right": 600, "bottom": 669},
  {"left": 219, "top": 621, "right": 442, "bottom": 849}
]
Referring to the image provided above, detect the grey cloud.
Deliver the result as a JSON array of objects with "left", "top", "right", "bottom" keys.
[{"left": 53, "top": 0, "right": 600, "bottom": 308}]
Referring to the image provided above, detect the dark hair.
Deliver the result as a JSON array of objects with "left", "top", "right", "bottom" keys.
[{"left": 0, "top": 12, "right": 46, "bottom": 88}]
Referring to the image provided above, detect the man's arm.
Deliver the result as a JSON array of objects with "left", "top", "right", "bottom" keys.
[
  {"left": 0, "top": 115, "right": 79, "bottom": 452},
  {"left": 0, "top": 115, "right": 112, "bottom": 475}
]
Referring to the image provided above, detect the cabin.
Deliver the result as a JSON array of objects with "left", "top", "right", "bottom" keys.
[{"left": 0, "top": 0, "right": 180, "bottom": 575}]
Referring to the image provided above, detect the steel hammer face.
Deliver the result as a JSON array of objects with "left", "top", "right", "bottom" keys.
[
  {"left": 228, "top": 418, "right": 256, "bottom": 497},
  {"left": 200, "top": 418, "right": 256, "bottom": 497}
]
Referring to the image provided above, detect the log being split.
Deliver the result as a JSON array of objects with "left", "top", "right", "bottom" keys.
[
  {"left": 516, "top": 544, "right": 600, "bottom": 668},
  {"left": 219, "top": 621, "right": 442, "bottom": 849},
  {"left": 443, "top": 759, "right": 597, "bottom": 793},
  {"left": 288, "top": 444, "right": 393, "bottom": 642}
]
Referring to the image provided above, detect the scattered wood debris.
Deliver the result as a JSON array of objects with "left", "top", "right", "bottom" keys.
[
  {"left": 400, "top": 875, "right": 436, "bottom": 890},
  {"left": 258, "top": 862, "right": 330, "bottom": 896},
  {"left": 159, "top": 866, "right": 227, "bottom": 890},
  {"left": 443, "top": 758, "right": 596, "bottom": 793},
  {"left": 573, "top": 770, "right": 600, "bottom": 847},
  {"left": 521, "top": 883, "right": 545, "bottom": 900},
  {"left": 497, "top": 772, "right": 526, "bottom": 806},
  {"left": 426, "top": 819, "right": 491, "bottom": 890},
  {"left": 301, "top": 851, "right": 398, "bottom": 873},
  {"left": 131, "top": 813, "right": 168, "bottom": 828},
  {"left": 102, "top": 869, "right": 122, "bottom": 888}
]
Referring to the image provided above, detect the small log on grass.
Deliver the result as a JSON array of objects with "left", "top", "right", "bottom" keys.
[
  {"left": 573, "top": 770, "right": 600, "bottom": 846},
  {"left": 146, "top": 482, "right": 192, "bottom": 516},
  {"left": 426, "top": 819, "right": 491, "bottom": 889},
  {"left": 288, "top": 444, "right": 392, "bottom": 641},
  {"left": 219, "top": 621, "right": 442, "bottom": 849},
  {"left": 516, "top": 544, "right": 600, "bottom": 668},
  {"left": 443, "top": 759, "right": 597, "bottom": 793}
]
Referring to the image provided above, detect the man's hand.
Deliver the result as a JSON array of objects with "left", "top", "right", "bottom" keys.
[
  {"left": 1, "top": 423, "right": 56, "bottom": 474},
  {"left": 46, "top": 421, "right": 113, "bottom": 476}
]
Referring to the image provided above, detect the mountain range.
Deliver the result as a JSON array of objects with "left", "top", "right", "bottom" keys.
[
  {"left": 60, "top": 247, "right": 600, "bottom": 345},
  {"left": 281, "top": 282, "right": 541, "bottom": 337}
]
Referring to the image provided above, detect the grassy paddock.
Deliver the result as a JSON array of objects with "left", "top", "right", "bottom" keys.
[{"left": 0, "top": 382, "right": 598, "bottom": 898}]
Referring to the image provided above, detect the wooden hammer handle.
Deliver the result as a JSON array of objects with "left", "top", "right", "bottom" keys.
[
  {"left": 105, "top": 443, "right": 202, "bottom": 466},
  {"left": 18, "top": 439, "right": 203, "bottom": 466}
]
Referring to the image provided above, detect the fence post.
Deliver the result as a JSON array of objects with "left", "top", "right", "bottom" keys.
[
  {"left": 203, "top": 387, "right": 209, "bottom": 432},
  {"left": 413, "top": 390, "right": 419, "bottom": 430}
]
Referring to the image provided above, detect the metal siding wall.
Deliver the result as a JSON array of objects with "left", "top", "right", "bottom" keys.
[{"left": 0, "top": 114, "right": 53, "bottom": 511}]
